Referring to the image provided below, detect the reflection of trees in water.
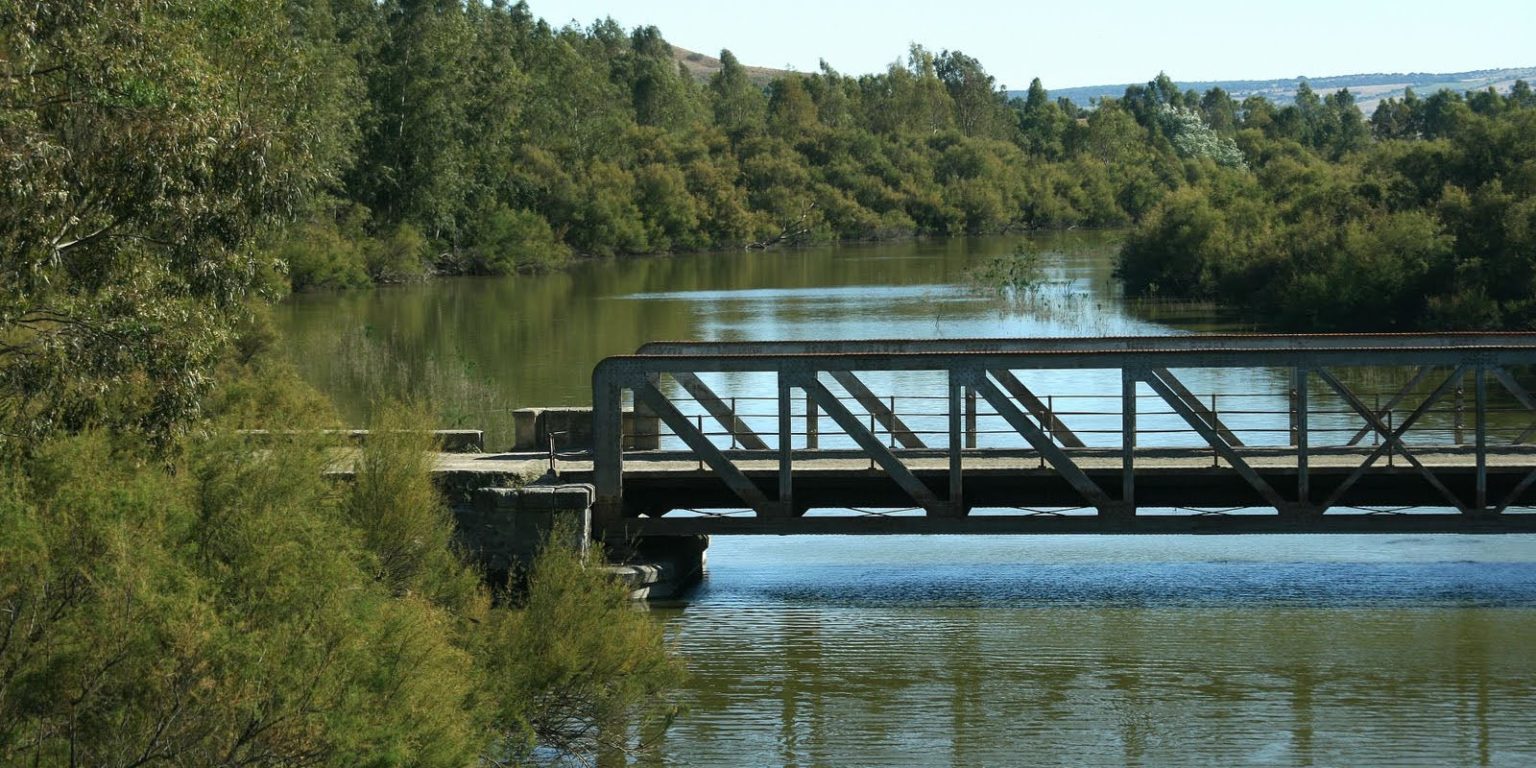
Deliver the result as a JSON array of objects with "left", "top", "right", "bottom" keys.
[{"left": 649, "top": 603, "right": 1534, "bottom": 765}]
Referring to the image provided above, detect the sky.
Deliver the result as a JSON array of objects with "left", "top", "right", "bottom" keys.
[{"left": 523, "top": 0, "right": 1536, "bottom": 89}]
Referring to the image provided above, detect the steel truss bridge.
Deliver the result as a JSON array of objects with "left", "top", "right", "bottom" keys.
[{"left": 589, "top": 334, "right": 1536, "bottom": 537}]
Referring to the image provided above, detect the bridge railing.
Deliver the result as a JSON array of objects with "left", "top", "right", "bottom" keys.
[{"left": 591, "top": 334, "right": 1536, "bottom": 528}]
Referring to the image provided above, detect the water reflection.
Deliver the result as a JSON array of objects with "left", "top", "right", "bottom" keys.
[
  {"left": 275, "top": 231, "right": 1232, "bottom": 446},
  {"left": 652, "top": 536, "right": 1536, "bottom": 767}
]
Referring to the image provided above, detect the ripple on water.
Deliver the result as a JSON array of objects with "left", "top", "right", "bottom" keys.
[{"left": 649, "top": 536, "right": 1536, "bottom": 767}]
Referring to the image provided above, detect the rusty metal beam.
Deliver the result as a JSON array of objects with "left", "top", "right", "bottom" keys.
[
  {"left": 1491, "top": 367, "right": 1536, "bottom": 445},
  {"left": 972, "top": 374, "right": 1115, "bottom": 513},
  {"left": 1346, "top": 366, "right": 1434, "bottom": 446},
  {"left": 1148, "top": 366, "right": 1244, "bottom": 448},
  {"left": 1317, "top": 366, "right": 1469, "bottom": 513},
  {"left": 1142, "top": 368, "right": 1288, "bottom": 512}
]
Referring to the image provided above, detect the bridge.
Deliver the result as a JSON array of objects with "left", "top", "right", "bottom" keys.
[{"left": 569, "top": 333, "right": 1536, "bottom": 539}]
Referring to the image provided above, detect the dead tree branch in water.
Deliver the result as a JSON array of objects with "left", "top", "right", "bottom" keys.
[{"left": 746, "top": 203, "right": 816, "bottom": 251}]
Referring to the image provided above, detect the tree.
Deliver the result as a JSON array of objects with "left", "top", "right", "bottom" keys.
[
  {"left": 351, "top": 0, "right": 476, "bottom": 239},
  {"left": 0, "top": 0, "right": 341, "bottom": 444},
  {"left": 1017, "top": 78, "right": 1070, "bottom": 158},
  {"left": 1158, "top": 105, "right": 1248, "bottom": 168},
  {"left": 935, "top": 50, "right": 1009, "bottom": 139},
  {"left": 768, "top": 74, "right": 820, "bottom": 139},
  {"left": 710, "top": 49, "right": 767, "bottom": 139}
]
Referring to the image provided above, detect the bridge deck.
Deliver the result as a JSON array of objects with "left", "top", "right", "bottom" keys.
[{"left": 433, "top": 447, "right": 1536, "bottom": 536}]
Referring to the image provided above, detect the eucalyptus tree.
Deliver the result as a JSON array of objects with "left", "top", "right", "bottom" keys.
[{"left": 0, "top": 0, "right": 345, "bottom": 444}]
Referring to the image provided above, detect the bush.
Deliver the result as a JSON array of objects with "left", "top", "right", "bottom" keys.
[
  {"left": 365, "top": 223, "right": 433, "bottom": 284},
  {"left": 466, "top": 206, "right": 573, "bottom": 275},
  {"left": 0, "top": 391, "right": 682, "bottom": 766},
  {"left": 278, "top": 220, "right": 371, "bottom": 291}
]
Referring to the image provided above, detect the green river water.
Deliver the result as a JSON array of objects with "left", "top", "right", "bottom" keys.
[{"left": 276, "top": 233, "right": 1536, "bottom": 767}]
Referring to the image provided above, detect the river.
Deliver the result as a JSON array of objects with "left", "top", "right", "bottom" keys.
[{"left": 276, "top": 233, "right": 1536, "bottom": 767}]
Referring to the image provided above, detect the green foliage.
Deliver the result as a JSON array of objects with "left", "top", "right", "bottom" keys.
[
  {"left": 482, "top": 531, "right": 685, "bottom": 762},
  {"left": 464, "top": 207, "right": 573, "bottom": 274},
  {"left": 0, "top": 397, "right": 682, "bottom": 766},
  {"left": 1159, "top": 105, "right": 1248, "bottom": 168},
  {"left": 268, "top": 5, "right": 1236, "bottom": 276},
  {"left": 1120, "top": 83, "right": 1536, "bottom": 330},
  {"left": 0, "top": 0, "right": 344, "bottom": 444},
  {"left": 367, "top": 224, "right": 434, "bottom": 284}
]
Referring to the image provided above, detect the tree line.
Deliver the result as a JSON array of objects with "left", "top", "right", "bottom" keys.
[
  {"left": 1118, "top": 80, "right": 1536, "bottom": 329},
  {"left": 273, "top": 1, "right": 1536, "bottom": 334},
  {"left": 274, "top": 1, "right": 1226, "bottom": 289}
]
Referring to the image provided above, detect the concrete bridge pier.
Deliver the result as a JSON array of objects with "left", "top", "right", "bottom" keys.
[{"left": 456, "top": 482, "right": 704, "bottom": 599}]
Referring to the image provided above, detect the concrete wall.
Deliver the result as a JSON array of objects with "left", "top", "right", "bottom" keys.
[{"left": 455, "top": 484, "right": 593, "bottom": 575}]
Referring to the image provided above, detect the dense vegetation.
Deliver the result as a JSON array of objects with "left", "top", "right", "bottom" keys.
[
  {"left": 258, "top": 1, "right": 1536, "bottom": 332},
  {"left": 263, "top": 1, "right": 1209, "bottom": 289},
  {"left": 1118, "top": 81, "right": 1536, "bottom": 329},
  {"left": 1, "top": 3, "right": 678, "bottom": 765}
]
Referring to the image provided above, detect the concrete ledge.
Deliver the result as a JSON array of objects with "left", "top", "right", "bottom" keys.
[
  {"left": 605, "top": 562, "right": 698, "bottom": 601},
  {"left": 512, "top": 407, "right": 658, "bottom": 451},
  {"left": 476, "top": 484, "right": 595, "bottom": 513}
]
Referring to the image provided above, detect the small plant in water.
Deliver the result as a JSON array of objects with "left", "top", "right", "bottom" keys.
[{"left": 965, "top": 244, "right": 1087, "bottom": 322}]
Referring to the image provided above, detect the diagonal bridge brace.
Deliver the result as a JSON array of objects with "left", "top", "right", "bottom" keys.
[
  {"left": 633, "top": 379, "right": 780, "bottom": 517},
  {"left": 1346, "top": 366, "right": 1434, "bottom": 446},
  {"left": 1316, "top": 365, "right": 1470, "bottom": 513},
  {"left": 669, "top": 371, "right": 770, "bottom": 450},
  {"left": 1147, "top": 367, "right": 1244, "bottom": 447},
  {"left": 828, "top": 370, "right": 927, "bottom": 449},
  {"left": 797, "top": 373, "right": 951, "bottom": 517},
  {"left": 971, "top": 372, "right": 1117, "bottom": 514},
  {"left": 987, "top": 369, "right": 1086, "bottom": 448},
  {"left": 1490, "top": 367, "right": 1536, "bottom": 445},
  {"left": 1141, "top": 368, "right": 1292, "bottom": 512}
]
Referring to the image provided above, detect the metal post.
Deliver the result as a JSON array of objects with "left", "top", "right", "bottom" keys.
[
  {"left": 591, "top": 372, "right": 625, "bottom": 537},
  {"left": 731, "top": 396, "right": 739, "bottom": 450},
  {"left": 1289, "top": 387, "right": 1299, "bottom": 447},
  {"left": 949, "top": 370, "right": 964, "bottom": 516},
  {"left": 1386, "top": 409, "right": 1395, "bottom": 468},
  {"left": 1295, "top": 368, "right": 1310, "bottom": 507},
  {"left": 868, "top": 411, "right": 876, "bottom": 471},
  {"left": 1477, "top": 365, "right": 1488, "bottom": 512},
  {"left": 889, "top": 395, "right": 897, "bottom": 450},
  {"left": 1122, "top": 368, "right": 1137, "bottom": 510},
  {"left": 696, "top": 414, "right": 705, "bottom": 472},
  {"left": 778, "top": 372, "right": 793, "bottom": 518},
  {"left": 1454, "top": 384, "right": 1465, "bottom": 445},
  {"left": 1043, "top": 394, "right": 1054, "bottom": 468},
  {"left": 1211, "top": 393, "right": 1220, "bottom": 468},
  {"left": 806, "top": 390, "right": 819, "bottom": 450},
  {"left": 1047, "top": 394, "right": 1057, "bottom": 443},
  {"left": 965, "top": 386, "right": 978, "bottom": 449},
  {"left": 1373, "top": 394, "right": 1381, "bottom": 447}
]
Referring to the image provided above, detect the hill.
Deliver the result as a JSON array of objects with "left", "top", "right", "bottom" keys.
[
  {"left": 671, "top": 46, "right": 793, "bottom": 86},
  {"left": 1017, "top": 67, "right": 1536, "bottom": 114}
]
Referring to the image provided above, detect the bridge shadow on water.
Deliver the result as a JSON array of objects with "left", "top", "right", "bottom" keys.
[{"left": 689, "top": 534, "right": 1536, "bottom": 609}]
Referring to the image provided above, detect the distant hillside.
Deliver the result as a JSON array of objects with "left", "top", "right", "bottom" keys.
[
  {"left": 671, "top": 46, "right": 792, "bottom": 86},
  {"left": 1012, "top": 67, "right": 1536, "bottom": 114}
]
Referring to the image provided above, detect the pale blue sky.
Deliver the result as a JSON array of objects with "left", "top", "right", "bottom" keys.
[{"left": 524, "top": 0, "right": 1535, "bottom": 89}]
